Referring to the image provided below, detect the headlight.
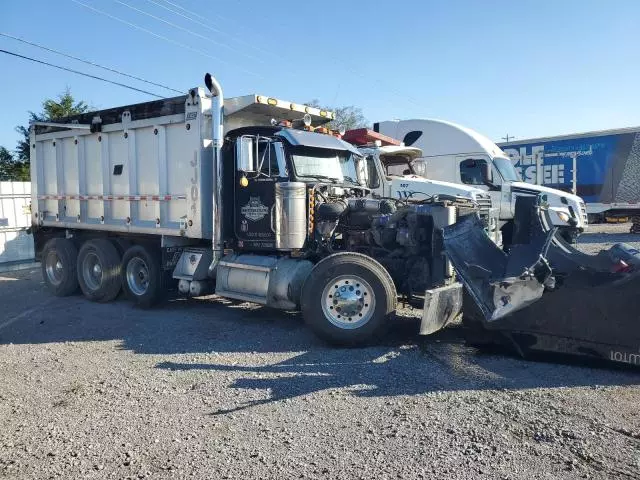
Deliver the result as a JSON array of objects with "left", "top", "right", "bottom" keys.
[{"left": 557, "top": 211, "right": 570, "bottom": 222}]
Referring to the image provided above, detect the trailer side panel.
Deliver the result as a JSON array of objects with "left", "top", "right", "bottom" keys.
[{"left": 499, "top": 129, "right": 640, "bottom": 214}]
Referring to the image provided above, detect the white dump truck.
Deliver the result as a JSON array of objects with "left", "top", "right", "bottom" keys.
[
  {"left": 373, "top": 119, "right": 588, "bottom": 244},
  {"left": 29, "top": 74, "right": 488, "bottom": 345}
]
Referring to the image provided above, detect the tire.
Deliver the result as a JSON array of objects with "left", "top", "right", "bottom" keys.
[
  {"left": 301, "top": 252, "right": 397, "bottom": 346},
  {"left": 77, "top": 238, "right": 122, "bottom": 302},
  {"left": 121, "top": 244, "right": 164, "bottom": 308},
  {"left": 41, "top": 238, "right": 79, "bottom": 296}
]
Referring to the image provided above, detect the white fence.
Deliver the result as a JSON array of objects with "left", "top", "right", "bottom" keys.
[{"left": 0, "top": 182, "right": 34, "bottom": 265}]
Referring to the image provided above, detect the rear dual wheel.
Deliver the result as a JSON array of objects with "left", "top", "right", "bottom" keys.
[
  {"left": 77, "top": 239, "right": 122, "bottom": 302},
  {"left": 121, "top": 245, "right": 164, "bottom": 308},
  {"left": 42, "top": 238, "right": 79, "bottom": 297}
]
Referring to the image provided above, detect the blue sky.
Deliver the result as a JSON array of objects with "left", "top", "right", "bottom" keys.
[{"left": 1, "top": 0, "right": 640, "bottom": 152}]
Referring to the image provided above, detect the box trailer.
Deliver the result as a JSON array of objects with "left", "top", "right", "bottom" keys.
[{"left": 498, "top": 126, "right": 640, "bottom": 221}]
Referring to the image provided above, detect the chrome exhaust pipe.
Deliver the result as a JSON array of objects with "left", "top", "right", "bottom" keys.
[{"left": 204, "top": 73, "right": 224, "bottom": 271}]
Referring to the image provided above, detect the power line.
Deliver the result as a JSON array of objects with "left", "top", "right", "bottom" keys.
[
  {"left": 137, "top": 0, "right": 263, "bottom": 62},
  {"left": 0, "top": 49, "right": 164, "bottom": 98},
  {"left": 147, "top": 0, "right": 272, "bottom": 58},
  {"left": 157, "top": 0, "right": 425, "bottom": 112},
  {"left": 113, "top": 0, "right": 261, "bottom": 62},
  {"left": 71, "top": 0, "right": 262, "bottom": 78},
  {"left": 0, "top": 32, "right": 183, "bottom": 94}
]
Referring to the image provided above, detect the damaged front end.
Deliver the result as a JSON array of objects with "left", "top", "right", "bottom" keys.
[{"left": 443, "top": 196, "right": 640, "bottom": 367}]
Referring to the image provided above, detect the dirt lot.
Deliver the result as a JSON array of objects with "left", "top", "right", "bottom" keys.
[{"left": 1, "top": 224, "right": 639, "bottom": 479}]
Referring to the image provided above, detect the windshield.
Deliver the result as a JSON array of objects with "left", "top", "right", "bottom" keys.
[
  {"left": 381, "top": 155, "right": 414, "bottom": 177},
  {"left": 290, "top": 147, "right": 361, "bottom": 185},
  {"left": 493, "top": 156, "right": 521, "bottom": 182}
]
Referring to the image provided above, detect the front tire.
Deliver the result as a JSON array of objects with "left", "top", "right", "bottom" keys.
[
  {"left": 121, "top": 245, "right": 164, "bottom": 308},
  {"left": 77, "top": 239, "right": 122, "bottom": 302},
  {"left": 41, "top": 238, "right": 79, "bottom": 297},
  {"left": 301, "top": 252, "right": 397, "bottom": 346}
]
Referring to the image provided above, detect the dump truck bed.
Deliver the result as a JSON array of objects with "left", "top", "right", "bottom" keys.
[{"left": 30, "top": 89, "right": 331, "bottom": 239}]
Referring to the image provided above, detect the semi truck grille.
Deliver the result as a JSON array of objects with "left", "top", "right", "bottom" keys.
[
  {"left": 579, "top": 201, "right": 588, "bottom": 225},
  {"left": 476, "top": 195, "right": 493, "bottom": 225}
]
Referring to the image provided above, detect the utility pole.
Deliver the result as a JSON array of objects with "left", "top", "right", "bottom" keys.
[{"left": 502, "top": 134, "right": 515, "bottom": 142}]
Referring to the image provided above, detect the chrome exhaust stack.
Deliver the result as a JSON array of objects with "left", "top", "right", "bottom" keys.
[{"left": 204, "top": 73, "right": 224, "bottom": 272}]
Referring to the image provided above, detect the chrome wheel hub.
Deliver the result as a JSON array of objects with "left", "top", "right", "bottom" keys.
[
  {"left": 45, "top": 251, "right": 64, "bottom": 286},
  {"left": 321, "top": 275, "right": 375, "bottom": 329},
  {"left": 126, "top": 257, "right": 150, "bottom": 297},
  {"left": 81, "top": 252, "right": 103, "bottom": 291}
]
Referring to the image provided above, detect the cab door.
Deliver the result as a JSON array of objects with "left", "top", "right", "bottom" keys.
[
  {"left": 363, "top": 154, "right": 386, "bottom": 197},
  {"left": 234, "top": 136, "right": 287, "bottom": 250}
]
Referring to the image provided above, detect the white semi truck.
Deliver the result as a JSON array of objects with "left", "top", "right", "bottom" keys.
[
  {"left": 29, "top": 74, "right": 491, "bottom": 345},
  {"left": 373, "top": 119, "right": 588, "bottom": 244}
]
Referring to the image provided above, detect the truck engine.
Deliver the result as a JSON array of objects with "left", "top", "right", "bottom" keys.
[{"left": 309, "top": 186, "right": 476, "bottom": 304}]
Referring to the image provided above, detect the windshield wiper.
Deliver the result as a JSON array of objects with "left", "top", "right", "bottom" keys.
[
  {"left": 342, "top": 175, "right": 360, "bottom": 186},
  {"left": 302, "top": 174, "right": 341, "bottom": 183}
]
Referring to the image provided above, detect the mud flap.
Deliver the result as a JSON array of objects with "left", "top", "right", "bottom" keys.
[{"left": 420, "top": 283, "right": 462, "bottom": 335}]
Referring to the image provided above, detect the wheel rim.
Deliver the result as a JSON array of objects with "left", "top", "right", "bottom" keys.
[
  {"left": 126, "top": 257, "right": 150, "bottom": 297},
  {"left": 81, "top": 252, "right": 103, "bottom": 292},
  {"left": 45, "top": 250, "right": 64, "bottom": 286},
  {"left": 321, "top": 275, "right": 376, "bottom": 329}
]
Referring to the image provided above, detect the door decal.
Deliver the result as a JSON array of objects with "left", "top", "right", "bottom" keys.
[{"left": 241, "top": 196, "right": 269, "bottom": 221}]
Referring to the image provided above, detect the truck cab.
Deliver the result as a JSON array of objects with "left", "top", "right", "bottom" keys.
[
  {"left": 373, "top": 119, "right": 588, "bottom": 244},
  {"left": 221, "top": 125, "right": 366, "bottom": 253}
]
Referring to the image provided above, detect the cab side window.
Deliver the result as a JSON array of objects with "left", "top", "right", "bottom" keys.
[
  {"left": 257, "top": 141, "right": 279, "bottom": 177},
  {"left": 460, "top": 158, "right": 487, "bottom": 185}
]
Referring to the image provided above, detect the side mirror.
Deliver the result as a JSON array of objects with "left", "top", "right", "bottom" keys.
[
  {"left": 236, "top": 137, "right": 255, "bottom": 172},
  {"left": 412, "top": 159, "right": 427, "bottom": 176}
]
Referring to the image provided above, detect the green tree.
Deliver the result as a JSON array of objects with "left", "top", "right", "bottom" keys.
[
  {"left": 41, "top": 88, "right": 89, "bottom": 120},
  {"left": 14, "top": 88, "right": 90, "bottom": 176},
  {"left": 307, "top": 100, "right": 369, "bottom": 131},
  {"left": 0, "top": 146, "right": 29, "bottom": 181}
]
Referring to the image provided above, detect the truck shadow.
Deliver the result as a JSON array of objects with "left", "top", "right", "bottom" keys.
[
  {"left": 155, "top": 329, "right": 640, "bottom": 416},
  {"left": 1, "top": 268, "right": 638, "bottom": 411},
  {"left": 575, "top": 229, "right": 640, "bottom": 245}
]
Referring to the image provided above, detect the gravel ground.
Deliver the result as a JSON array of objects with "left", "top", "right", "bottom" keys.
[{"left": 1, "top": 225, "right": 639, "bottom": 479}]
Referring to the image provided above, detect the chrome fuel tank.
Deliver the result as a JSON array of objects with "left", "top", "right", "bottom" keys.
[{"left": 275, "top": 182, "right": 307, "bottom": 250}]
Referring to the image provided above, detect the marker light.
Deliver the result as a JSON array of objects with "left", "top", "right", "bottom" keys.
[
  {"left": 303, "top": 114, "right": 312, "bottom": 127},
  {"left": 240, "top": 176, "right": 249, "bottom": 187}
]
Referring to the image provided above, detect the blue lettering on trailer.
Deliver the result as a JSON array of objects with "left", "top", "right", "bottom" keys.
[{"left": 500, "top": 132, "right": 640, "bottom": 205}]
